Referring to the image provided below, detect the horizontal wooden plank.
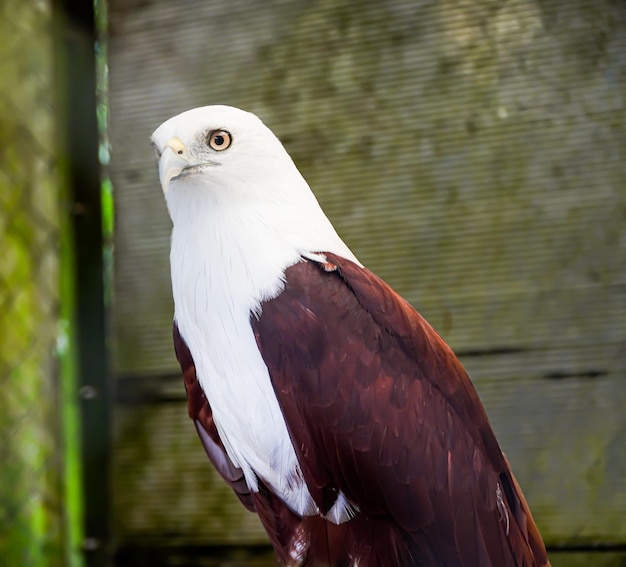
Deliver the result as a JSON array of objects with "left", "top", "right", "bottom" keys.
[
  {"left": 114, "top": 545, "right": 626, "bottom": 567},
  {"left": 474, "top": 372, "right": 626, "bottom": 546},
  {"left": 113, "top": 403, "right": 268, "bottom": 545},
  {"left": 114, "top": 340, "right": 624, "bottom": 404},
  {"left": 115, "top": 545, "right": 278, "bottom": 567},
  {"left": 549, "top": 551, "right": 626, "bottom": 567}
]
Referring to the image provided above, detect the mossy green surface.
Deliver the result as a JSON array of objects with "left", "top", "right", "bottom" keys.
[{"left": 0, "top": 1, "right": 66, "bottom": 565}]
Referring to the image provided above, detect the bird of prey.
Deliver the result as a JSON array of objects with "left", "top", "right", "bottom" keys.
[{"left": 151, "top": 105, "right": 550, "bottom": 567}]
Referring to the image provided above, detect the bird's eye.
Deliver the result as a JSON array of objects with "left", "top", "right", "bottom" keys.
[{"left": 207, "top": 130, "right": 232, "bottom": 151}]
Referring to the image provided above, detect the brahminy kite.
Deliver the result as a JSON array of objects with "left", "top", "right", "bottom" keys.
[{"left": 151, "top": 105, "right": 550, "bottom": 566}]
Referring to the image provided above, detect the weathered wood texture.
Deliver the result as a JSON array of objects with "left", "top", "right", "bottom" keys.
[
  {"left": 108, "top": 0, "right": 626, "bottom": 561},
  {"left": 113, "top": 548, "right": 626, "bottom": 567}
]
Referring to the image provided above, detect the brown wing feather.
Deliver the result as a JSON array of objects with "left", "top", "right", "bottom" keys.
[{"left": 251, "top": 254, "right": 550, "bottom": 567}]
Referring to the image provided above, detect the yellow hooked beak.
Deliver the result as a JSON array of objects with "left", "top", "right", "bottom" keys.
[
  {"left": 157, "top": 137, "right": 219, "bottom": 194},
  {"left": 158, "top": 137, "right": 189, "bottom": 194}
]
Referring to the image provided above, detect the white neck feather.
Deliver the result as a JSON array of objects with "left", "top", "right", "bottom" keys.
[{"left": 165, "top": 179, "right": 355, "bottom": 522}]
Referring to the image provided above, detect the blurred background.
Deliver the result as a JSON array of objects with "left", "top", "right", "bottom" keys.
[{"left": 0, "top": 0, "right": 624, "bottom": 566}]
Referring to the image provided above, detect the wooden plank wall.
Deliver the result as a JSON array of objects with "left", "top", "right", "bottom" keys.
[{"left": 108, "top": 0, "right": 626, "bottom": 564}]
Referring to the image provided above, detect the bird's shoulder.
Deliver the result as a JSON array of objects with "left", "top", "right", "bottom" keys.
[{"left": 252, "top": 252, "right": 506, "bottom": 474}]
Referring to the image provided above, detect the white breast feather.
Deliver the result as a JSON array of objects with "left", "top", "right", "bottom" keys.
[{"left": 167, "top": 181, "right": 356, "bottom": 521}]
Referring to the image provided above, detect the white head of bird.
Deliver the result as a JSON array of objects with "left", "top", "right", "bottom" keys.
[{"left": 151, "top": 105, "right": 356, "bottom": 267}]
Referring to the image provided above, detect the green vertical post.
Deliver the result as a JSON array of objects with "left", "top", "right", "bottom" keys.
[{"left": 54, "top": 1, "right": 111, "bottom": 566}]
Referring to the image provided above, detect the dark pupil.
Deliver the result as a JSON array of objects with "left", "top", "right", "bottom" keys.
[{"left": 213, "top": 135, "right": 224, "bottom": 146}]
